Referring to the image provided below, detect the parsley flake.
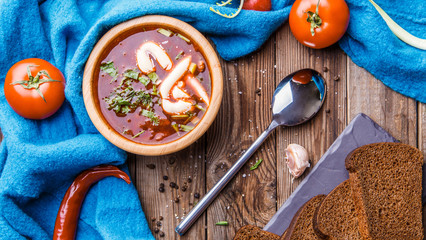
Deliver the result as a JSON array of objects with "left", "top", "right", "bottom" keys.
[
  {"left": 250, "top": 159, "right": 263, "bottom": 171},
  {"left": 100, "top": 61, "right": 118, "bottom": 82}
]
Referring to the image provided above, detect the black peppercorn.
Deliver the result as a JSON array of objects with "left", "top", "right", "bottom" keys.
[
  {"left": 174, "top": 197, "right": 180, "bottom": 203},
  {"left": 170, "top": 182, "right": 177, "bottom": 188},
  {"left": 163, "top": 175, "right": 169, "bottom": 180},
  {"left": 154, "top": 228, "right": 159, "bottom": 233},
  {"left": 194, "top": 193, "right": 200, "bottom": 199},
  {"left": 159, "top": 183, "right": 165, "bottom": 188},
  {"left": 187, "top": 177, "right": 192, "bottom": 183},
  {"left": 159, "top": 232, "right": 165, "bottom": 237},
  {"left": 157, "top": 221, "right": 162, "bottom": 227},
  {"left": 159, "top": 187, "right": 165, "bottom": 193},
  {"left": 181, "top": 186, "right": 187, "bottom": 192}
]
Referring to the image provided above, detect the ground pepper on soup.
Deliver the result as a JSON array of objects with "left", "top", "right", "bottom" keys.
[{"left": 97, "top": 28, "right": 211, "bottom": 145}]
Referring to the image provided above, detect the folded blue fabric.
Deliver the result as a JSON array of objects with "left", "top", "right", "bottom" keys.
[
  {"left": 0, "top": 0, "right": 291, "bottom": 239},
  {"left": 340, "top": 0, "right": 426, "bottom": 103}
]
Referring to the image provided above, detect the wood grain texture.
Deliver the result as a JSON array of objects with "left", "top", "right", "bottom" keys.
[
  {"left": 129, "top": 140, "right": 207, "bottom": 240},
  {"left": 205, "top": 35, "right": 277, "bottom": 239},
  {"left": 347, "top": 58, "right": 417, "bottom": 146},
  {"left": 275, "top": 24, "right": 347, "bottom": 208}
]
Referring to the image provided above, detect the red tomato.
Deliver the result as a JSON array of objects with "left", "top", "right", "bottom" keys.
[
  {"left": 4, "top": 58, "right": 66, "bottom": 119},
  {"left": 243, "top": 0, "right": 271, "bottom": 11},
  {"left": 289, "top": 0, "right": 350, "bottom": 49}
]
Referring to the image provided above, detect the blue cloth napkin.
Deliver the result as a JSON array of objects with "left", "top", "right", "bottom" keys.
[
  {"left": 0, "top": 0, "right": 291, "bottom": 239},
  {"left": 340, "top": 0, "right": 426, "bottom": 103}
]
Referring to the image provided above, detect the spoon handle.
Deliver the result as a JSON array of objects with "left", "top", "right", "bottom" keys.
[{"left": 175, "top": 120, "right": 280, "bottom": 236}]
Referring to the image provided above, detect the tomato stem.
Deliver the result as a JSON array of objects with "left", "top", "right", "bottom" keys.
[
  {"left": 306, "top": 0, "right": 322, "bottom": 36},
  {"left": 10, "top": 65, "right": 61, "bottom": 102}
]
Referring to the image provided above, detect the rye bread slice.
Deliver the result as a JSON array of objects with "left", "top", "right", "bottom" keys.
[
  {"left": 313, "top": 180, "right": 363, "bottom": 240},
  {"left": 345, "top": 142, "right": 424, "bottom": 240},
  {"left": 281, "top": 194, "right": 326, "bottom": 240},
  {"left": 233, "top": 225, "right": 280, "bottom": 240}
]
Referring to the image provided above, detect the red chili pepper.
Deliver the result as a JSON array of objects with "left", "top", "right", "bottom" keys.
[{"left": 53, "top": 165, "right": 131, "bottom": 240}]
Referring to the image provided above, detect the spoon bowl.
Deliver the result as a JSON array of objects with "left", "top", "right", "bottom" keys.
[
  {"left": 176, "top": 69, "right": 326, "bottom": 235},
  {"left": 272, "top": 69, "right": 326, "bottom": 126}
]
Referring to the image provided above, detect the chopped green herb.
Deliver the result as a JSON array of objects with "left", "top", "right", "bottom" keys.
[
  {"left": 172, "top": 124, "right": 180, "bottom": 136},
  {"left": 177, "top": 33, "right": 190, "bottom": 43},
  {"left": 138, "top": 75, "right": 150, "bottom": 86},
  {"left": 100, "top": 61, "right": 118, "bottom": 82},
  {"left": 215, "top": 221, "right": 229, "bottom": 226},
  {"left": 250, "top": 159, "right": 263, "bottom": 171},
  {"left": 175, "top": 51, "right": 184, "bottom": 60},
  {"left": 123, "top": 69, "right": 139, "bottom": 80},
  {"left": 141, "top": 109, "right": 159, "bottom": 126},
  {"left": 152, "top": 84, "right": 157, "bottom": 95},
  {"left": 195, "top": 104, "right": 206, "bottom": 112},
  {"left": 148, "top": 72, "right": 159, "bottom": 84},
  {"left": 157, "top": 28, "right": 173, "bottom": 37},
  {"left": 180, "top": 124, "right": 194, "bottom": 132},
  {"left": 171, "top": 114, "right": 189, "bottom": 119},
  {"left": 132, "top": 130, "right": 145, "bottom": 138},
  {"left": 136, "top": 91, "right": 152, "bottom": 106}
]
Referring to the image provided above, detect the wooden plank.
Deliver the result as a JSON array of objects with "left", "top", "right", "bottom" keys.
[
  {"left": 346, "top": 58, "right": 417, "bottom": 146},
  {"left": 419, "top": 102, "right": 426, "bottom": 157},
  {"left": 205, "top": 35, "right": 277, "bottom": 239},
  {"left": 129, "top": 140, "right": 206, "bottom": 240},
  {"left": 275, "top": 24, "right": 348, "bottom": 208},
  {"left": 419, "top": 102, "right": 426, "bottom": 237}
]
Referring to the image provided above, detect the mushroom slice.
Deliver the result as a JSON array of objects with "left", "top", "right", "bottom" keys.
[
  {"left": 159, "top": 56, "right": 191, "bottom": 99},
  {"left": 136, "top": 41, "right": 173, "bottom": 74},
  {"left": 185, "top": 73, "right": 210, "bottom": 106},
  {"left": 172, "top": 86, "right": 190, "bottom": 99},
  {"left": 162, "top": 99, "right": 193, "bottom": 115}
]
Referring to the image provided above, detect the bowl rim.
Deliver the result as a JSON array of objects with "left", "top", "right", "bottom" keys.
[{"left": 83, "top": 15, "right": 223, "bottom": 156}]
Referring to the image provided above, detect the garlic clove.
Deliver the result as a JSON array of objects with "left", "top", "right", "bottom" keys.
[{"left": 285, "top": 144, "right": 310, "bottom": 178}]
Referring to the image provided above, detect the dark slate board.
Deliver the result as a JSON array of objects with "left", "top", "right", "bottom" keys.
[{"left": 263, "top": 113, "right": 398, "bottom": 236}]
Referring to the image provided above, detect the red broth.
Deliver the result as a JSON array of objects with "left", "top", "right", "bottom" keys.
[{"left": 97, "top": 28, "right": 211, "bottom": 145}]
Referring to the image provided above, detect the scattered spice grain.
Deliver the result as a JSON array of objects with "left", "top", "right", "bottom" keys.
[{"left": 333, "top": 75, "right": 340, "bottom": 81}]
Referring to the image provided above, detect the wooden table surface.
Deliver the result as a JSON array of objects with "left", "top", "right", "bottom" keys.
[{"left": 130, "top": 22, "right": 425, "bottom": 240}]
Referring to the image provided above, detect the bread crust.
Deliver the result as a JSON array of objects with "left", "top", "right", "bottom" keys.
[
  {"left": 345, "top": 142, "right": 424, "bottom": 240},
  {"left": 233, "top": 225, "right": 280, "bottom": 240},
  {"left": 281, "top": 195, "right": 326, "bottom": 240}
]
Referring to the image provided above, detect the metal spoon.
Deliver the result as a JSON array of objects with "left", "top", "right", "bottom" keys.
[{"left": 176, "top": 69, "right": 326, "bottom": 235}]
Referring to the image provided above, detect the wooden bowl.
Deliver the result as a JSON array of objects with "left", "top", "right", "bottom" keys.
[{"left": 83, "top": 15, "right": 223, "bottom": 156}]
